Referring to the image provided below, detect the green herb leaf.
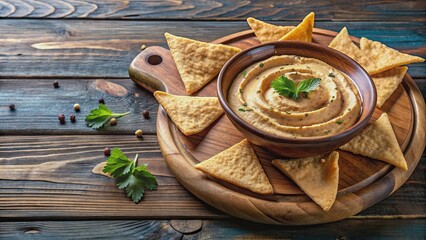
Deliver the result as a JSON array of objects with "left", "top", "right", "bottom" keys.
[
  {"left": 296, "top": 78, "right": 321, "bottom": 93},
  {"left": 271, "top": 76, "right": 297, "bottom": 99},
  {"left": 271, "top": 76, "right": 321, "bottom": 100},
  {"left": 102, "top": 148, "right": 134, "bottom": 177},
  {"left": 238, "top": 107, "right": 252, "bottom": 112},
  {"left": 242, "top": 70, "right": 247, "bottom": 77},
  {"left": 103, "top": 148, "right": 158, "bottom": 203},
  {"left": 85, "top": 104, "right": 130, "bottom": 129},
  {"left": 336, "top": 119, "right": 343, "bottom": 124}
]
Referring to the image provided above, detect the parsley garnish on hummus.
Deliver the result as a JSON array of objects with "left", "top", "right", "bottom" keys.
[
  {"left": 242, "top": 70, "right": 247, "bottom": 77},
  {"left": 238, "top": 107, "right": 252, "bottom": 112},
  {"left": 271, "top": 75, "right": 321, "bottom": 100}
]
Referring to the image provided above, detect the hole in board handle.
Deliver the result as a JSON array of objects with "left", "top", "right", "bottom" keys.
[{"left": 147, "top": 55, "right": 163, "bottom": 65}]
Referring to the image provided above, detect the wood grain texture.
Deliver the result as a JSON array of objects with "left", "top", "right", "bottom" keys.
[
  {"left": 0, "top": 0, "right": 424, "bottom": 21},
  {"left": 0, "top": 0, "right": 423, "bottom": 237},
  {"left": 131, "top": 29, "right": 425, "bottom": 224},
  {"left": 0, "top": 20, "right": 424, "bottom": 78},
  {"left": 0, "top": 135, "right": 223, "bottom": 219},
  {"left": 0, "top": 219, "right": 425, "bottom": 239},
  {"left": 0, "top": 135, "right": 423, "bottom": 220},
  {"left": 186, "top": 219, "right": 426, "bottom": 239},
  {"left": 1, "top": 78, "right": 425, "bottom": 135},
  {"left": 0, "top": 220, "right": 183, "bottom": 240},
  {"left": 0, "top": 79, "right": 157, "bottom": 134}
]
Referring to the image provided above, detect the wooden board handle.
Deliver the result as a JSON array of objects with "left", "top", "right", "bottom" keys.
[{"left": 129, "top": 46, "right": 185, "bottom": 94}]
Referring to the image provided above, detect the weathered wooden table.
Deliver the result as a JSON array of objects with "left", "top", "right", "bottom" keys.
[{"left": 0, "top": 1, "right": 425, "bottom": 239}]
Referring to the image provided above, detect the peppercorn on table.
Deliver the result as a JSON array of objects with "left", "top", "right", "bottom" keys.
[{"left": 0, "top": 1, "right": 425, "bottom": 239}]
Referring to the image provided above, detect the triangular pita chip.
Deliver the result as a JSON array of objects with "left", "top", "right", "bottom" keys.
[
  {"left": 329, "top": 27, "right": 367, "bottom": 66},
  {"left": 340, "top": 113, "right": 407, "bottom": 170},
  {"left": 279, "top": 12, "right": 315, "bottom": 42},
  {"left": 247, "top": 17, "right": 294, "bottom": 43},
  {"left": 329, "top": 27, "right": 424, "bottom": 75},
  {"left": 360, "top": 37, "right": 424, "bottom": 75},
  {"left": 272, "top": 151, "right": 339, "bottom": 211},
  {"left": 153, "top": 91, "right": 224, "bottom": 136},
  {"left": 195, "top": 139, "right": 273, "bottom": 195},
  {"left": 164, "top": 33, "right": 241, "bottom": 94},
  {"left": 372, "top": 67, "right": 407, "bottom": 108}
]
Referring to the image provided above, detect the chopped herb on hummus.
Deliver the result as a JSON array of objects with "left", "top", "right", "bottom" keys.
[
  {"left": 238, "top": 107, "right": 252, "bottom": 112},
  {"left": 242, "top": 70, "right": 247, "bottom": 77}
]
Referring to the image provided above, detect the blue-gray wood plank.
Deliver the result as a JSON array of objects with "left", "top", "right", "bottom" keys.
[
  {"left": 0, "top": 0, "right": 424, "bottom": 21},
  {"left": 0, "top": 21, "right": 424, "bottom": 79}
]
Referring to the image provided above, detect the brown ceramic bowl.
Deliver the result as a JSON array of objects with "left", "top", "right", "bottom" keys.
[{"left": 217, "top": 41, "right": 376, "bottom": 158}]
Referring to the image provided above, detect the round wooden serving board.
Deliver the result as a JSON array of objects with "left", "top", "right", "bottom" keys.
[{"left": 129, "top": 29, "right": 426, "bottom": 225}]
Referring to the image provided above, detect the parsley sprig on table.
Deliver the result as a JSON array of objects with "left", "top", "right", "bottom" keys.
[
  {"left": 85, "top": 104, "right": 130, "bottom": 129},
  {"left": 271, "top": 76, "right": 321, "bottom": 100},
  {"left": 103, "top": 148, "right": 158, "bottom": 203}
]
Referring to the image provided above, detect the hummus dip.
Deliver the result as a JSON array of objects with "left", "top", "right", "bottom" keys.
[{"left": 228, "top": 55, "right": 361, "bottom": 138}]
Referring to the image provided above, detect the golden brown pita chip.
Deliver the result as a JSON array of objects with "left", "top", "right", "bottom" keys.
[
  {"left": 247, "top": 17, "right": 294, "bottom": 43},
  {"left": 164, "top": 33, "right": 241, "bottom": 94},
  {"left": 329, "top": 28, "right": 424, "bottom": 75},
  {"left": 272, "top": 151, "right": 339, "bottom": 211},
  {"left": 279, "top": 12, "right": 315, "bottom": 42},
  {"left": 153, "top": 91, "right": 224, "bottom": 136},
  {"left": 340, "top": 113, "right": 407, "bottom": 170},
  {"left": 328, "top": 27, "right": 367, "bottom": 66},
  {"left": 195, "top": 139, "right": 273, "bottom": 195},
  {"left": 360, "top": 37, "right": 424, "bottom": 75},
  {"left": 372, "top": 67, "right": 407, "bottom": 108}
]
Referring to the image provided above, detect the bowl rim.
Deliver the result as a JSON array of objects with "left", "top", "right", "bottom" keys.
[{"left": 217, "top": 41, "right": 377, "bottom": 144}]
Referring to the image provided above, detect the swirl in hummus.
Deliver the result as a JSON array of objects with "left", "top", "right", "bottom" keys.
[{"left": 228, "top": 55, "right": 361, "bottom": 138}]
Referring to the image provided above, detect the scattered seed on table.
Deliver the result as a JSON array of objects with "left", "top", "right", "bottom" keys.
[
  {"left": 58, "top": 114, "right": 66, "bottom": 124},
  {"left": 53, "top": 81, "right": 60, "bottom": 88},
  {"left": 74, "top": 103, "right": 80, "bottom": 112},
  {"left": 143, "top": 110, "right": 150, "bottom": 119},
  {"left": 104, "top": 147, "right": 111, "bottom": 156},
  {"left": 9, "top": 104, "right": 15, "bottom": 111},
  {"left": 70, "top": 115, "right": 76, "bottom": 123},
  {"left": 109, "top": 118, "right": 117, "bottom": 126},
  {"left": 135, "top": 129, "right": 143, "bottom": 138},
  {"left": 99, "top": 98, "right": 105, "bottom": 104}
]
